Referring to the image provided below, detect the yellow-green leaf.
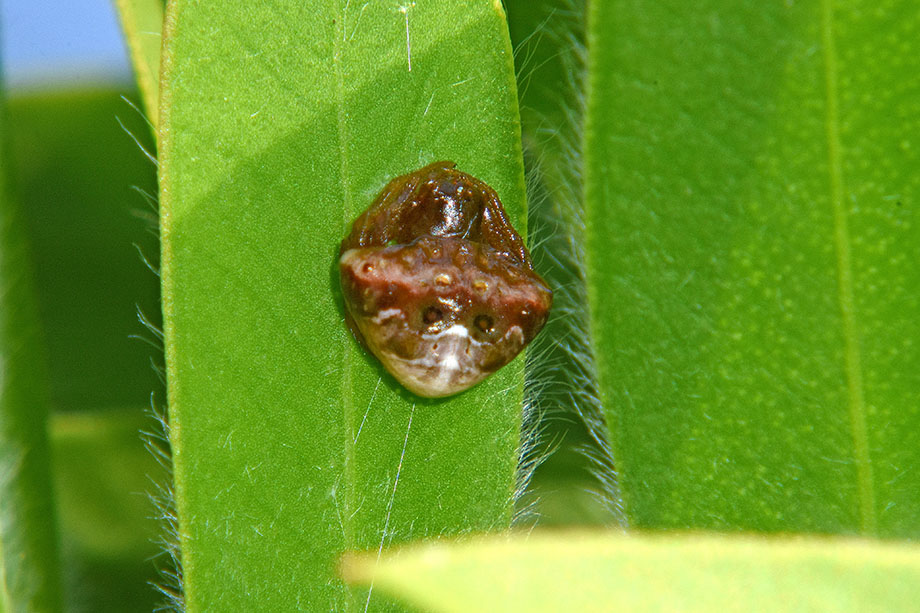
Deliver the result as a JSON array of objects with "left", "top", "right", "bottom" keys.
[
  {"left": 343, "top": 531, "right": 920, "bottom": 612},
  {"left": 115, "top": 0, "right": 165, "bottom": 128}
]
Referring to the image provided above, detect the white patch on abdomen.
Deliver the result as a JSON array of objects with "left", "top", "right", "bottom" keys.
[
  {"left": 381, "top": 323, "right": 489, "bottom": 396},
  {"left": 422, "top": 323, "right": 473, "bottom": 341},
  {"left": 372, "top": 308, "right": 403, "bottom": 324}
]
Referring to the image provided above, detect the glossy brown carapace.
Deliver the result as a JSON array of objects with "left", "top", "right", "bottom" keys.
[{"left": 339, "top": 161, "right": 552, "bottom": 397}]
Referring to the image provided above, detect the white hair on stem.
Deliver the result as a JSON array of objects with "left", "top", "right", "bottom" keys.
[
  {"left": 117, "top": 94, "right": 187, "bottom": 611},
  {"left": 512, "top": 0, "right": 625, "bottom": 528}
]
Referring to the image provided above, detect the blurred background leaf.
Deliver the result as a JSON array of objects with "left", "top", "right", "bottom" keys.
[
  {"left": 8, "top": 89, "right": 160, "bottom": 413},
  {"left": 51, "top": 410, "right": 160, "bottom": 613},
  {"left": 1, "top": 66, "right": 63, "bottom": 613},
  {"left": 344, "top": 532, "right": 920, "bottom": 613},
  {"left": 6, "top": 86, "right": 162, "bottom": 612}
]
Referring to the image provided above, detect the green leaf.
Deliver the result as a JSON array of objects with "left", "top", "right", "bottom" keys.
[
  {"left": 115, "top": 0, "right": 165, "bottom": 129},
  {"left": 0, "top": 84, "right": 63, "bottom": 613},
  {"left": 159, "top": 0, "right": 526, "bottom": 609},
  {"left": 342, "top": 531, "right": 920, "bottom": 613},
  {"left": 7, "top": 89, "right": 160, "bottom": 413},
  {"left": 6, "top": 87, "right": 160, "bottom": 611},
  {"left": 50, "top": 411, "right": 160, "bottom": 613},
  {"left": 585, "top": 1, "right": 920, "bottom": 534}
]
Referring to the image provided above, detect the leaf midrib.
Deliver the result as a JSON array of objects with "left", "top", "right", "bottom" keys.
[{"left": 821, "top": 0, "right": 876, "bottom": 535}]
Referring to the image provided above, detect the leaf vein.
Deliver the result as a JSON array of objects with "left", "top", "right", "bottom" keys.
[{"left": 821, "top": 0, "right": 876, "bottom": 534}]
